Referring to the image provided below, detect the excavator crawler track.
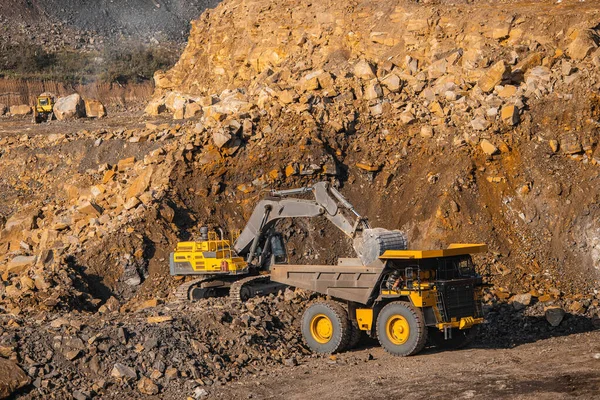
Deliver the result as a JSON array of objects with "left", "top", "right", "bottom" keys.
[
  {"left": 229, "top": 275, "right": 285, "bottom": 303},
  {"left": 174, "top": 277, "right": 216, "bottom": 301}
]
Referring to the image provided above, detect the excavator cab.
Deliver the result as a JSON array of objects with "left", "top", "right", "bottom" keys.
[{"left": 259, "top": 232, "right": 288, "bottom": 268}]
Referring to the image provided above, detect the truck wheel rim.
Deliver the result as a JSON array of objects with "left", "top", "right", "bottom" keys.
[
  {"left": 386, "top": 315, "right": 410, "bottom": 345},
  {"left": 310, "top": 314, "right": 333, "bottom": 344}
]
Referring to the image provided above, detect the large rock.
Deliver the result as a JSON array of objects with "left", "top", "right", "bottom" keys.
[
  {"left": 480, "top": 139, "right": 498, "bottom": 155},
  {"left": 145, "top": 99, "right": 167, "bottom": 116},
  {"left": 353, "top": 59, "right": 376, "bottom": 80},
  {"left": 545, "top": 306, "right": 565, "bottom": 327},
  {"left": 154, "top": 70, "right": 173, "bottom": 89},
  {"left": 478, "top": 61, "right": 509, "bottom": 93},
  {"left": 84, "top": 99, "right": 107, "bottom": 118},
  {"left": 213, "top": 130, "right": 232, "bottom": 148},
  {"left": 111, "top": 363, "right": 137, "bottom": 380},
  {"left": 510, "top": 293, "right": 532, "bottom": 310},
  {"left": 567, "top": 29, "right": 598, "bottom": 60},
  {"left": 363, "top": 81, "right": 383, "bottom": 100},
  {"left": 126, "top": 167, "right": 154, "bottom": 200},
  {"left": 0, "top": 104, "right": 7, "bottom": 116},
  {"left": 54, "top": 94, "right": 85, "bottom": 120},
  {"left": 6, "top": 255, "right": 37, "bottom": 274},
  {"left": 0, "top": 358, "right": 30, "bottom": 399},
  {"left": 10, "top": 105, "right": 32, "bottom": 116}
]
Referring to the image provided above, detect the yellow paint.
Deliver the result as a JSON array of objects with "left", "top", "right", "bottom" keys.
[
  {"left": 385, "top": 315, "right": 410, "bottom": 345},
  {"left": 173, "top": 231, "right": 248, "bottom": 274},
  {"left": 35, "top": 95, "right": 54, "bottom": 113},
  {"left": 310, "top": 314, "right": 333, "bottom": 344},
  {"left": 436, "top": 317, "right": 484, "bottom": 330},
  {"left": 355, "top": 308, "right": 373, "bottom": 331},
  {"left": 381, "top": 244, "right": 487, "bottom": 259}
]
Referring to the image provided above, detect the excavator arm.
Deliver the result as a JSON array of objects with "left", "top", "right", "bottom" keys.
[{"left": 233, "top": 182, "right": 371, "bottom": 265}]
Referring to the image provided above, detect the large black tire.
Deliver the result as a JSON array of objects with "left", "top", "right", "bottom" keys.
[
  {"left": 376, "top": 301, "right": 428, "bottom": 356},
  {"left": 428, "top": 326, "right": 478, "bottom": 350},
  {"left": 347, "top": 321, "right": 363, "bottom": 350},
  {"left": 301, "top": 301, "right": 351, "bottom": 354}
]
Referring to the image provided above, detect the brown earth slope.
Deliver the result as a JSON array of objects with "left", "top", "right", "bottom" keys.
[{"left": 148, "top": 0, "right": 600, "bottom": 298}]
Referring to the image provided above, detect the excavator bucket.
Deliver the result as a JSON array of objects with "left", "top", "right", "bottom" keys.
[{"left": 353, "top": 228, "right": 408, "bottom": 265}]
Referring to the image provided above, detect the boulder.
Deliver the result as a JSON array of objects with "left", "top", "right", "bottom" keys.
[
  {"left": 510, "top": 293, "right": 532, "bottom": 310},
  {"left": 126, "top": 168, "right": 153, "bottom": 200},
  {"left": 0, "top": 358, "right": 29, "bottom": 398},
  {"left": 10, "top": 104, "right": 32, "bottom": 116},
  {"left": 567, "top": 29, "right": 598, "bottom": 60},
  {"left": 380, "top": 74, "right": 402, "bottom": 92},
  {"left": 363, "top": 81, "right": 383, "bottom": 100},
  {"left": 478, "top": 61, "right": 509, "bottom": 93},
  {"left": 545, "top": 306, "right": 565, "bottom": 327},
  {"left": 0, "top": 104, "right": 7, "bottom": 116},
  {"left": 137, "top": 377, "right": 159, "bottom": 395},
  {"left": 54, "top": 94, "right": 85, "bottom": 120},
  {"left": 213, "top": 130, "right": 232, "bottom": 148},
  {"left": 560, "top": 133, "right": 582, "bottom": 154},
  {"left": 480, "top": 139, "right": 498, "bottom": 155},
  {"left": 184, "top": 102, "right": 202, "bottom": 118},
  {"left": 111, "top": 363, "right": 137, "bottom": 380},
  {"left": 145, "top": 99, "right": 167, "bottom": 116},
  {"left": 471, "top": 117, "right": 490, "bottom": 131},
  {"left": 353, "top": 59, "right": 376, "bottom": 80},
  {"left": 153, "top": 70, "right": 173, "bottom": 89},
  {"left": 84, "top": 100, "right": 107, "bottom": 118},
  {"left": 6, "top": 255, "right": 37, "bottom": 274},
  {"left": 300, "top": 71, "right": 321, "bottom": 92},
  {"left": 501, "top": 104, "right": 519, "bottom": 126}
]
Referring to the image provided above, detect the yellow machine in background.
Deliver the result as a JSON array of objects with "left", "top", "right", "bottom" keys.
[{"left": 33, "top": 92, "right": 56, "bottom": 123}]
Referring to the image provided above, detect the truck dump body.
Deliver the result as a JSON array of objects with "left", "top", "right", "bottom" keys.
[{"left": 271, "top": 258, "right": 385, "bottom": 305}]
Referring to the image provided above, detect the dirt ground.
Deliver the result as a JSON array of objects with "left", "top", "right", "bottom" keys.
[{"left": 212, "top": 331, "right": 600, "bottom": 400}]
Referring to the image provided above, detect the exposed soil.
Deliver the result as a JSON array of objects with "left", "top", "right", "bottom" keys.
[{"left": 212, "top": 330, "right": 600, "bottom": 400}]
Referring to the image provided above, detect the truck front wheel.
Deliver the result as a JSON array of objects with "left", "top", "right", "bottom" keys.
[{"left": 376, "top": 301, "right": 428, "bottom": 356}]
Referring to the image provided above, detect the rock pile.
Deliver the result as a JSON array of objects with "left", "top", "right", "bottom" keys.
[{"left": 0, "top": 290, "right": 311, "bottom": 399}]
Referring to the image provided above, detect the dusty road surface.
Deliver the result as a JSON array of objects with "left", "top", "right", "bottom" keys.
[{"left": 212, "top": 331, "right": 600, "bottom": 400}]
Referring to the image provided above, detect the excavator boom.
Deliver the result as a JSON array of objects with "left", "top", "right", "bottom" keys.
[{"left": 233, "top": 182, "right": 370, "bottom": 263}]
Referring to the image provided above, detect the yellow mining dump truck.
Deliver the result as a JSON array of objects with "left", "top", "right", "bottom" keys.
[{"left": 271, "top": 244, "right": 487, "bottom": 356}]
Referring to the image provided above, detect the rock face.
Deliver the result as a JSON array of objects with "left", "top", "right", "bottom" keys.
[
  {"left": 0, "top": 358, "right": 29, "bottom": 399},
  {"left": 54, "top": 94, "right": 85, "bottom": 120},
  {"left": 84, "top": 99, "right": 107, "bottom": 118}
]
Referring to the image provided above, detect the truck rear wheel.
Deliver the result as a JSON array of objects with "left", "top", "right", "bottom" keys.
[
  {"left": 376, "top": 301, "right": 427, "bottom": 356},
  {"left": 301, "top": 301, "right": 351, "bottom": 354}
]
